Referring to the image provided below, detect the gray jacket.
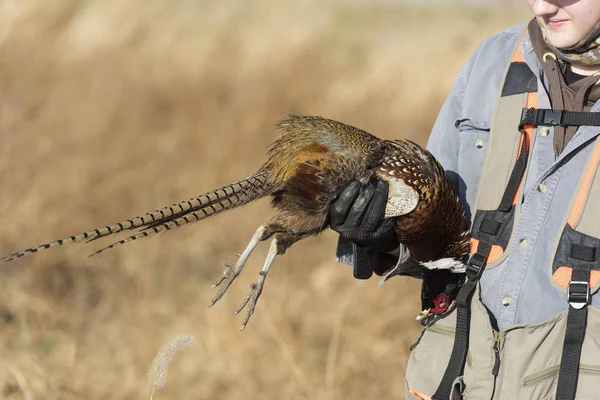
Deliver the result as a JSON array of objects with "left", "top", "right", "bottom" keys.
[{"left": 337, "top": 23, "right": 600, "bottom": 331}]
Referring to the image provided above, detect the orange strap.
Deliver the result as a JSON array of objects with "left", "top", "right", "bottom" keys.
[
  {"left": 553, "top": 138, "right": 600, "bottom": 288},
  {"left": 553, "top": 266, "right": 600, "bottom": 289},
  {"left": 512, "top": 92, "right": 538, "bottom": 206},
  {"left": 567, "top": 137, "right": 600, "bottom": 228},
  {"left": 469, "top": 89, "right": 537, "bottom": 265}
]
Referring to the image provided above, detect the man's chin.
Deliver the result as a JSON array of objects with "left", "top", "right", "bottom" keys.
[{"left": 543, "top": 27, "right": 583, "bottom": 49}]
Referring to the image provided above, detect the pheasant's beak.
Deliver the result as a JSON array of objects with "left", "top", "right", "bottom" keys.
[{"left": 416, "top": 308, "right": 431, "bottom": 321}]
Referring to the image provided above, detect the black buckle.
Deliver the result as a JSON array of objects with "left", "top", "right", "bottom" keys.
[
  {"left": 543, "top": 110, "right": 564, "bottom": 125},
  {"left": 466, "top": 253, "right": 486, "bottom": 280},
  {"left": 567, "top": 281, "right": 590, "bottom": 310},
  {"left": 520, "top": 108, "right": 564, "bottom": 128}
]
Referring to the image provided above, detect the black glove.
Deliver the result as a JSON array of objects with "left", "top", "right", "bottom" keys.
[{"left": 330, "top": 180, "right": 399, "bottom": 254}]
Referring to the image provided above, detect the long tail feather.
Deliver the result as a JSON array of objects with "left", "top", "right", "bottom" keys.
[
  {"left": 89, "top": 179, "right": 276, "bottom": 257},
  {"left": 1, "top": 171, "right": 273, "bottom": 263}
]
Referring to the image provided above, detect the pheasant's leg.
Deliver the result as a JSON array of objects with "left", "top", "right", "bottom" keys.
[
  {"left": 210, "top": 225, "right": 270, "bottom": 306},
  {"left": 235, "top": 236, "right": 279, "bottom": 330}
]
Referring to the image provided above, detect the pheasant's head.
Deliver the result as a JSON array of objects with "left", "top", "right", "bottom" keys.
[{"left": 417, "top": 260, "right": 466, "bottom": 321}]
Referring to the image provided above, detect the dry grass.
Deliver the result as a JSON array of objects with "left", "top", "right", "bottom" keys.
[{"left": 0, "top": 1, "right": 530, "bottom": 399}]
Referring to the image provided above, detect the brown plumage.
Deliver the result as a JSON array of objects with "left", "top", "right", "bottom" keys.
[{"left": 1, "top": 114, "right": 469, "bottom": 329}]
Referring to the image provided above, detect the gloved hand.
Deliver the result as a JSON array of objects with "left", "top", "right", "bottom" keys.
[{"left": 330, "top": 180, "right": 399, "bottom": 254}]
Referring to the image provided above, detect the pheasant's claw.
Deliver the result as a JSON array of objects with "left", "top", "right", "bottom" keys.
[
  {"left": 211, "top": 262, "right": 234, "bottom": 288},
  {"left": 239, "top": 283, "right": 263, "bottom": 331},
  {"left": 210, "top": 262, "right": 242, "bottom": 306},
  {"left": 211, "top": 277, "right": 225, "bottom": 289},
  {"left": 210, "top": 267, "right": 240, "bottom": 306},
  {"left": 234, "top": 284, "right": 256, "bottom": 315}
]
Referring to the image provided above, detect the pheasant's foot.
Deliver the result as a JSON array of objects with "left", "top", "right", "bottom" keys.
[
  {"left": 210, "top": 225, "right": 266, "bottom": 307},
  {"left": 235, "top": 239, "right": 278, "bottom": 330}
]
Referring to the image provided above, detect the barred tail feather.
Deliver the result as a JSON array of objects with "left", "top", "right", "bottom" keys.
[
  {"left": 1, "top": 171, "right": 274, "bottom": 263},
  {"left": 1, "top": 236, "right": 85, "bottom": 263},
  {"left": 89, "top": 179, "right": 276, "bottom": 257},
  {"left": 86, "top": 171, "right": 272, "bottom": 243}
]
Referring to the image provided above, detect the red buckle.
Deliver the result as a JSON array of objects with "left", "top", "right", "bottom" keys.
[{"left": 431, "top": 294, "right": 450, "bottom": 314}]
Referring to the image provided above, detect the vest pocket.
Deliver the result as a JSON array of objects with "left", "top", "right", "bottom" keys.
[
  {"left": 426, "top": 324, "right": 456, "bottom": 336},
  {"left": 491, "top": 307, "right": 600, "bottom": 400},
  {"left": 520, "top": 364, "right": 600, "bottom": 399},
  {"left": 522, "top": 365, "right": 559, "bottom": 387},
  {"left": 405, "top": 312, "right": 457, "bottom": 399}
]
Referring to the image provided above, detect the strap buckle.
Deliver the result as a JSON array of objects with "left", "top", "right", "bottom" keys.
[
  {"left": 520, "top": 108, "right": 564, "bottom": 128},
  {"left": 567, "top": 281, "right": 590, "bottom": 310},
  {"left": 465, "top": 253, "right": 486, "bottom": 281}
]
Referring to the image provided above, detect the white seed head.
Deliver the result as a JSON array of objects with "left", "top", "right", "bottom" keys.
[{"left": 148, "top": 334, "right": 194, "bottom": 396}]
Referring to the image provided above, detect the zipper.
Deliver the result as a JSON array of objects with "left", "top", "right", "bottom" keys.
[
  {"left": 522, "top": 364, "right": 600, "bottom": 387},
  {"left": 522, "top": 366, "right": 559, "bottom": 387},
  {"left": 492, "top": 332, "right": 501, "bottom": 377},
  {"left": 580, "top": 364, "right": 600, "bottom": 374},
  {"left": 490, "top": 331, "right": 501, "bottom": 400}
]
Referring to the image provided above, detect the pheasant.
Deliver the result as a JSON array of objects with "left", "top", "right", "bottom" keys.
[{"left": 1, "top": 114, "right": 469, "bottom": 329}]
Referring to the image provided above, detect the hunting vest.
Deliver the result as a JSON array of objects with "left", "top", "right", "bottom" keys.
[{"left": 405, "top": 30, "right": 600, "bottom": 400}]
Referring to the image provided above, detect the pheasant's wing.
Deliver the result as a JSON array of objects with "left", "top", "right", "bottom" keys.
[
  {"left": 377, "top": 172, "right": 420, "bottom": 218},
  {"left": 385, "top": 177, "right": 419, "bottom": 218},
  {"left": 376, "top": 139, "right": 440, "bottom": 218}
]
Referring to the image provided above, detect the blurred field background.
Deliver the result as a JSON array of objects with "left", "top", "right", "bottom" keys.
[{"left": 0, "top": 1, "right": 530, "bottom": 399}]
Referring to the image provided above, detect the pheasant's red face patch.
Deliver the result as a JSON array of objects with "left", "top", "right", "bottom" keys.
[{"left": 431, "top": 294, "right": 450, "bottom": 314}]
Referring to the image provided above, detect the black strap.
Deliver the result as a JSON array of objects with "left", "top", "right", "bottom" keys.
[
  {"left": 432, "top": 131, "right": 531, "bottom": 400},
  {"left": 431, "top": 280, "right": 477, "bottom": 400},
  {"left": 498, "top": 133, "right": 529, "bottom": 212},
  {"left": 520, "top": 108, "right": 600, "bottom": 128},
  {"left": 555, "top": 268, "right": 591, "bottom": 400}
]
